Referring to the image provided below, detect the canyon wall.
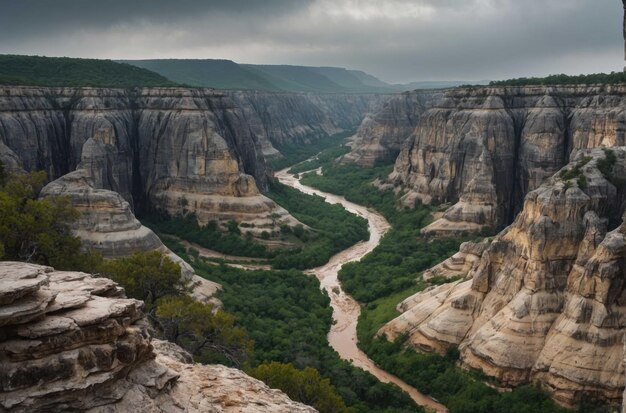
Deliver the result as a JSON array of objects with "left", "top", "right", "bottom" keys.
[
  {"left": 382, "top": 147, "right": 626, "bottom": 407},
  {"left": 345, "top": 85, "right": 626, "bottom": 232},
  {"left": 0, "top": 261, "right": 315, "bottom": 412},
  {"left": 0, "top": 86, "right": 383, "bottom": 227},
  {"left": 342, "top": 90, "right": 442, "bottom": 166}
]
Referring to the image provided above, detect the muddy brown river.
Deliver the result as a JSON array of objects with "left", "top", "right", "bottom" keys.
[{"left": 276, "top": 168, "right": 447, "bottom": 413}]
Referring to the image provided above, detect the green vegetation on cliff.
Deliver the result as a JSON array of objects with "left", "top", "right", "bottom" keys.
[
  {"left": 0, "top": 54, "right": 178, "bottom": 87},
  {"left": 121, "top": 59, "right": 399, "bottom": 92},
  {"left": 0, "top": 165, "right": 98, "bottom": 270},
  {"left": 489, "top": 71, "right": 626, "bottom": 86}
]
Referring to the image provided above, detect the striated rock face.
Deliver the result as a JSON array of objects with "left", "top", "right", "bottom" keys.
[
  {"left": 382, "top": 147, "right": 626, "bottom": 406},
  {"left": 0, "top": 262, "right": 316, "bottom": 413},
  {"left": 40, "top": 170, "right": 162, "bottom": 258},
  {"left": 358, "top": 85, "right": 626, "bottom": 233},
  {"left": 342, "top": 90, "right": 442, "bottom": 166},
  {"left": 39, "top": 169, "right": 221, "bottom": 305},
  {"left": 228, "top": 91, "right": 390, "bottom": 157},
  {"left": 0, "top": 86, "right": 385, "bottom": 226}
]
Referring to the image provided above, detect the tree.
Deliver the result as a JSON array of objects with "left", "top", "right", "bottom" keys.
[
  {"left": 0, "top": 170, "right": 90, "bottom": 269},
  {"left": 154, "top": 295, "right": 252, "bottom": 367},
  {"left": 100, "top": 251, "right": 189, "bottom": 308},
  {"left": 248, "top": 362, "right": 355, "bottom": 413},
  {"left": 0, "top": 159, "right": 6, "bottom": 187}
]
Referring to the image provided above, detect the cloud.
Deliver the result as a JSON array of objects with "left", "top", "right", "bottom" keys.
[{"left": 0, "top": 0, "right": 622, "bottom": 82}]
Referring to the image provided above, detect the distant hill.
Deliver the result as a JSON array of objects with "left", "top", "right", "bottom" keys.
[
  {"left": 122, "top": 59, "right": 393, "bottom": 92},
  {"left": 122, "top": 59, "right": 485, "bottom": 93},
  {"left": 0, "top": 55, "right": 178, "bottom": 87}
]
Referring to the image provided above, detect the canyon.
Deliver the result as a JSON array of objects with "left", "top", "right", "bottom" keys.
[
  {"left": 382, "top": 147, "right": 626, "bottom": 407},
  {"left": 3, "top": 81, "right": 626, "bottom": 411},
  {"left": 0, "top": 86, "right": 386, "bottom": 230},
  {"left": 345, "top": 85, "right": 626, "bottom": 233}
]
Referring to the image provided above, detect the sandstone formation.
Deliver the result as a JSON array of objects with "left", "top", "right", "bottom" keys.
[
  {"left": 420, "top": 240, "right": 489, "bottom": 282},
  {"left": 382, "top": 147, "right": 626, "bottom": 407},
  {"left": 344, "top": 85, "right": 626, "bottom": 233},
  {"left": 342, "top": 90, "right": 442, "bottom": 166},
  {"left": 39, "top": 169, "right": 220, "bottom": 305},
  {"left": 0, "top": 262, "right": 316, "bottom": 413},
  {"left": 0, "top": 86, "right": 385, "bottom": 228},
  {"left": 41, "top": 170, "right": 162, "bottom": 258},
  {"left": 229, "top": 91, "right": 390, "bottom": 157}
]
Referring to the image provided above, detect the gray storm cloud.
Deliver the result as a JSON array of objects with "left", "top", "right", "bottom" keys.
[{"left": 0, "top": 0, "right": 622, "bottom": 83}]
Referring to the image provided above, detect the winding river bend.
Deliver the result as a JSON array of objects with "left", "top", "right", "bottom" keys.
[{"left": 276, "top": 168, "right": 447, "bottom": 413}]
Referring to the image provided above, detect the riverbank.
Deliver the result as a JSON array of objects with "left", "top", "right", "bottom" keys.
[{"left": 276, "top": 168, "right": 447, "bottom": 413}]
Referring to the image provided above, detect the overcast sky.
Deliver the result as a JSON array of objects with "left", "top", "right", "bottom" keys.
[{"left": 0, "top": 0, "right": 623, "bottom": 83}]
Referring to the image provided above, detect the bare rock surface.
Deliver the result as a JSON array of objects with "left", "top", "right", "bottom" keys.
[
  {"left": 342, "top": 90, "right": 442, "bottom": 166},
  {"left": 39, "top": 169, "right": 221, "bottom": 306},
  {"left": 382, "top": 148, "right": 626, "bottom": 407},
  {"left": 352, "top": 85, "right": 626, "bottom": 233},
  {"left": 0, "top": 262, "right": 316, "bottom": 413},
  {"left": 0, "top": 86, "right": 382, "bottom": 228}
]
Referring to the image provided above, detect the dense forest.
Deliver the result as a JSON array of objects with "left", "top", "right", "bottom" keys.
[
  {"left": 489, "top": 71, "right": 626, "bottom": 86},
  {"left": 0, "top": 54, "right": 178, "bottom": 87},
  {"left": 164, "top": 242, "right": 425, "bottom": 413}
]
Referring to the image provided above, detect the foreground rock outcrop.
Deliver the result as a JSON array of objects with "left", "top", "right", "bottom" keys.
[
  {"left": 382, "top": 148, "right": 626, "bottom": 407},
  {"left": 0, "top": 262, "right": 316, "bottom": 412},
  {"left": 345, "top": 85, "right": 626, "bottom": 233}
]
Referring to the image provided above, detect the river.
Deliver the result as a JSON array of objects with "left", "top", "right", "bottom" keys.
[{"left": 275, "top": 168, "right": 447, "bottom": 413}]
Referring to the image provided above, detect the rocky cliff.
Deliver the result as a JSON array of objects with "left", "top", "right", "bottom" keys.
[
  {"left": 0, "top": 86, "right": 385, "bottom": 226},
  {"left": 0, "top": 261, "right": 316, "bottom": 412},
  {"left": 342, "top": 90, "right": 442, "bottom": 166},
  {"left": 382, "top": 147, "right": 626, "bottom": 407},
  {"left": 345, "top": 85, "right": 626, "bottom": 233},
  {"left": 228, "top": 91, "right": 390, "bottom": 157}
]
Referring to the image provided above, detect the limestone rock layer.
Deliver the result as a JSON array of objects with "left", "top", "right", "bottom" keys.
[
  {"left": 345, "top": 85, "right": 626, "bottom": 232},
  {"left": 382, "top": 147, "right": 626, "bottom": 407},
  {"left": 0, "top": 86, "right": 385, "bottom": 225},
  {"left": 0, "top": 262, "right": 316, "bottom": 413}
]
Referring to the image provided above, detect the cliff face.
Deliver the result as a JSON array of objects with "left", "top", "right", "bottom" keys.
[
  {"left": 342, "top": 90, "right": 442, "bottom": 166},
  {"left": 0, "top": 261, "right": 316, "bottom": 412},
  {"left": 382, "top": 148, "right": 626, "bottom": 406},
  {"left": 0, "top": 86, "right": 382, "bottom": 226},
  {"left": 346, "top": 85, "right": 626, "bottom": 232},
  {"left": 228, "top": 91, "right": 390, "bottom": 157}
]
